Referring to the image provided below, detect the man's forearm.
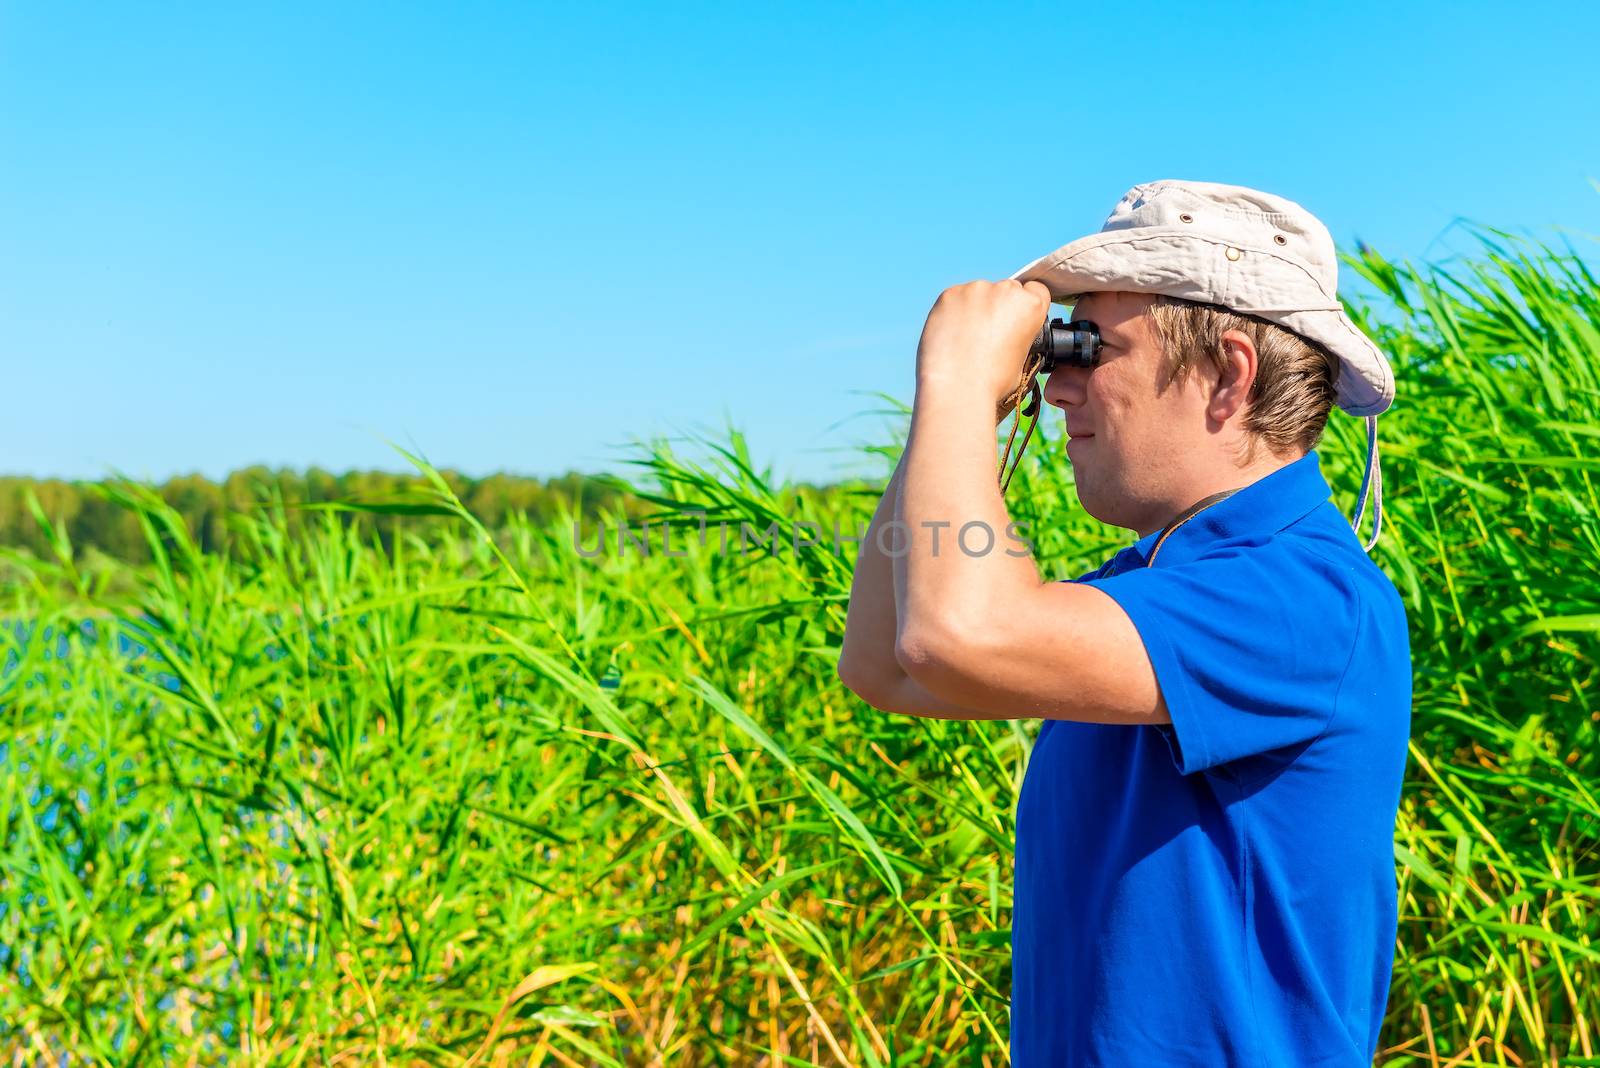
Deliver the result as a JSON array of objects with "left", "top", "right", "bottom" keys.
[
  {"left": 850, "top": 665, "right": 1021, "bottom": 720},
  {"left": 838, "top": 453, "right": 907, "bottom": 688},
  {"left": 837, "top": 450, "right": 994, "bottom": 718},
  {"left": 896, "top": 377, "right": 1039, "bottom": 652}
]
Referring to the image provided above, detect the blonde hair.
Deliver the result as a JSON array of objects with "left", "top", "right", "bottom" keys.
[{"left": 1146, "top": 295, "right": 1340, "bottom": 466}]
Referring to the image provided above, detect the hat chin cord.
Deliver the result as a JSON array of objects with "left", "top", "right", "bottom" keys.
[
  {"left": 1350, "top": 413, "right": 1383, "bottom": 552},
  {"left": 997, "top": 350, "right": 1048, "bottom": 496}
]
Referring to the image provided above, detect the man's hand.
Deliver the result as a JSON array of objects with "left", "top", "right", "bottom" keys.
[{"left": 914, "top": 279, "right": 1052, "bottom": 411}]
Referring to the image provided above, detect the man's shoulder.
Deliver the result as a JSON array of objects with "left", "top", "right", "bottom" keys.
[
  {"left": 1281, "top": 502, "right": 1407, "bottom": 609},
  {"left": 1235, "top": 501, "right": 1411, "bottom": 656}
]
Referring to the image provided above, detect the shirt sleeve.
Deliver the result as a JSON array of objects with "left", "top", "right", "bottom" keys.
[{"left": 1079, "top": 543, "right": 1363, "bottom": 779}]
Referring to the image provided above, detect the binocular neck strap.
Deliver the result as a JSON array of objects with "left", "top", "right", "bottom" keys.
[{"left": 1146, "top": 488, "right": 1242, "bottom": 567}]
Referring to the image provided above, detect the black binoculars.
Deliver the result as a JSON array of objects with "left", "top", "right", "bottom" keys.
[{"left": 1028, "top": 317, "right": 1103, "bottom": 372}]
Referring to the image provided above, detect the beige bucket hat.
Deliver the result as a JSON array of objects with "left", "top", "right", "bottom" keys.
[{"left": 1007, "top": 179, "right": 1389, "bottom": 550}]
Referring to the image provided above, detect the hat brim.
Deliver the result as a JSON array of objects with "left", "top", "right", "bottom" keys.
[{"left": 1008, "top": 230, "right": 1395, "bottom": 417}]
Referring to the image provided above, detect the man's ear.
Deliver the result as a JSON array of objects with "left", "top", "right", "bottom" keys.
[{"left": 1211, "top": 329, "right": 1258, "bottom": 423}]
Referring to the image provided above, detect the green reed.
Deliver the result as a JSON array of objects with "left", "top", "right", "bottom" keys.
[{"left": 0, "top": 223, "right": 1595, "bottom": 1065}]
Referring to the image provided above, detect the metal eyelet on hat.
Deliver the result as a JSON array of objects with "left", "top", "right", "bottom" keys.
[
  {"left": 1225, "top": 247, "right": 1241, "bottom": 261},
  {"left": 1273, "top": 233, "right": 1288, "bottom": 245},
  {"left": 1179, "top": 213, "right": 1194, "bottom": 223}
]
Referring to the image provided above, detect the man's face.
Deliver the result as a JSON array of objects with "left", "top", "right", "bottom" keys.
[{"left": 1041, "top": 291, "right": 1217, "bottom": 534}]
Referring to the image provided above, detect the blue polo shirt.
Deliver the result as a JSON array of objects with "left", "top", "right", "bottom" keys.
[{"left": 1011, "top": 449, "right": 1412, "bottom": 1067}]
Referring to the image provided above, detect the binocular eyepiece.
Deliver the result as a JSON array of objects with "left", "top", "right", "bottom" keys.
[
  {"left": 1028, "top": 318, "right": 1103, "bottom": 373},
  {"left": 1000, "top": 316, "right": 1100, "bottom": 491}
]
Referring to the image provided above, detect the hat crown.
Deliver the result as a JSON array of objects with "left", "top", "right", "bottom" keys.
[{"left": 1104, "top": 179, "right": 1340, "bottom": 297}]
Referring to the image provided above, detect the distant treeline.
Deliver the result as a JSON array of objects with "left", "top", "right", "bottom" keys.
[{"left": 0, "top": 467, "right": 655, "bottom": 563}]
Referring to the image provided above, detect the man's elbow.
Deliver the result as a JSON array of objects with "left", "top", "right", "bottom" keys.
[
  {"left": 893, "top": 617, "right": 974, "bottom": 699},
  {"left": 835, "top": 643, "right": 940, "bottom": 716}
]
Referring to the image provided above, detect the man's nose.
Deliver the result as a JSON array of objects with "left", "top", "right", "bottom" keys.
[{"left": 1043, "top": 365, "right": 1090, "bottom": 410}]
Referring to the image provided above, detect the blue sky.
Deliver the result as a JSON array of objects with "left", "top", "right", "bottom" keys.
[{"left": 3, "top": 2, "right": 1597, "bottom": 485}]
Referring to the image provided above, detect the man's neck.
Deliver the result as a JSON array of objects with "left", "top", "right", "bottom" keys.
[{"left": 1135, "top": 452, "right": 1301, "bottom": 540}]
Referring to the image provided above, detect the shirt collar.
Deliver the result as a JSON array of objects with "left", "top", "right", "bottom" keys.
[{"left": 1112, "top": 449, "right": 1333, "bottom": 572}]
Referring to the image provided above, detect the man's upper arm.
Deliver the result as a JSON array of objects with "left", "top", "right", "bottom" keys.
[
  {"left": 894, "top": 542, "right": 1360, "bottom": 767},
  {"left": 893, "top": 579, "right": 1167, "bottom": 725}
]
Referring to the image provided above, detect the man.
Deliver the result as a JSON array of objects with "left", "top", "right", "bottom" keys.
[{"left": 836, "top": 180, "right": 1412, "bottom": 1066}]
